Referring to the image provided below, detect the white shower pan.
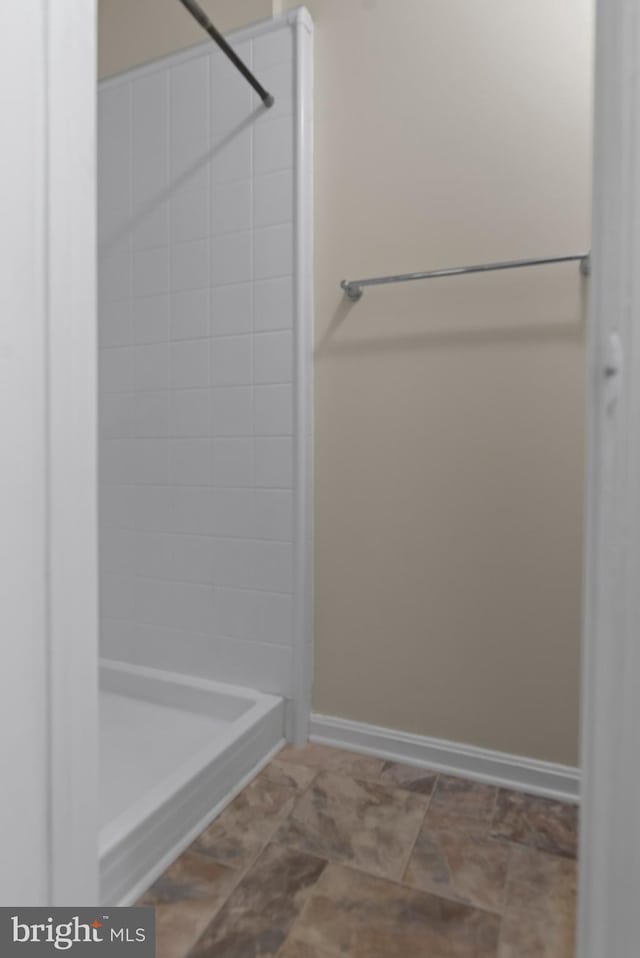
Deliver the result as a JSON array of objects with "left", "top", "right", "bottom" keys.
[{"left": 99, "top": 660, "right": 285, "bottom": 904}]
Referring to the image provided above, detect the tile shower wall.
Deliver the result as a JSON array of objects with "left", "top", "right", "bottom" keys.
[{"left": 98, "top": 23, "right": 296, "bottom": 696}]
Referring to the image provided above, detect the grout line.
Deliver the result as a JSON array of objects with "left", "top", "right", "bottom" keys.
[
  {"left": 100, "top": 483, "right": 294, "bottom": 497},
  {"left": 100, "top": 576, "right": 294, "bottom": 598},
  {"left": 495, "top": 845, "right": 519, "bottom": 952},
  {"left": 100, "top": 263, "right": 294, "bottom": 305},
  {"left": 293, "top": 853, "right": 507, "bottom": 921},
  {"left": 487, "top": 782, "right": 501, "bottom": 839},
  {"left": 396, "top": 776, "right": 438, "bottom": 885},
  {"left": 275, "top": 862, "right": 329, "bottom": 957},
  {"left": 267, "top": 758, "right": 320, "bottom": 801},
  {"left": 101, "top": 618, "right": 295, "bottom": 652},
  {"left": 99, "top": 528, "right": 296, "bottom": 545},
  {"left": 127, "top": 327, "right": 297, "bottom": 344},
  {"left": 170, "top": 863, "right": 246, "bottom": 958},
  {"left": 400, "top": 872, "right": 506, "bottom": 919},
  {"left": 186, "top": 804, "right": 296, "bottom": 897},
  {"left": 101, "top": 379, "right": 293, "bottom": 390}
]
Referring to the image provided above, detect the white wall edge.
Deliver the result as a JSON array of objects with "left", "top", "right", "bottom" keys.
[
  {"left": 310, "top": 713, "right": 581, "bottom": 804},
  {"left": 47, "top": 0, "right": 99, "bottom": 904},
  {"left": 577, "top": 0, "right": 640, "bottom": 955},
  {"left": 290, "top": 7, "right": 314, "bottom": 744}
]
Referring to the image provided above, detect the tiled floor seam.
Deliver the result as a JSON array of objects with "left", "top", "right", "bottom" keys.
[
  {"left": 283, "top": 852, "right": 510, "bottom": 931},
  {"left": 270, "top": 844, "right": 507, "bottom": 922},
  {"left": 182, "top": 844, "right": 250, "bottom": 875},
  {"left": 272, "top": 856, "right": 332, "bottom": 958},
  {"left": 396, "top": 773, "right": 439, "bottom": 884},
  {"left": 495, "top": 842, "right": 520, "bottom": 958},
  {"left": 181, "top": 879, "right": 243, "bottom": 958},
  {"left": 164, "top": 853, "right": 254, "bottom": 958},
  {"left": 265, "top": 754, "right": 321, "bottom": 792},
  {"left": 485, "top": 832, "right": 578, "bottom": 860},
  {"left": 186, "top": 842, "right": 330, "bottom": 958},
  {"left": 184, "top": 802, "right": 292, "bottom": 881},
  {"left": 375, "top": 859, "right": 510, "bottom": 919},
  {"left": 270, "top": 757, "right": 321, "bottom": 795},
  {"left": 487, "top": 783, "right": 501, "bottom": 836},
  {"left": 268, "top": 835, "right": 415, "bottom": 890},
  {"left": 398, "top": 859, "right": 512, "bottom": 919},
  {"left": 182, "top": 770, "right": 320, "bottom": 888}
]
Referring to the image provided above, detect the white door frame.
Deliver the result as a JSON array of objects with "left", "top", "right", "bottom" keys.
[
  {"left": 24, "top": 0, "right": 640, "bottom": 927},
  {"left": 0, "top": 0, "right": 97, "bottom": 906},
  {"left": 46, "top": 0, "right": 99, "bottom": 904},
  {"left": 578, "top": 0, "right": 640, "bottom": 955}
]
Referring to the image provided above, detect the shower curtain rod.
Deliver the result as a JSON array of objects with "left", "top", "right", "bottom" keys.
[
  {"left": 341, "top": 253, "right": 591, "bottom": 301},
  {"left": 176, "top": 0, "right": 274, "bottom": 107}
]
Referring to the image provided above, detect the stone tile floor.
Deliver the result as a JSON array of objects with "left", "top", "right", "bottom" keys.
[{"left": 139, "top": 743, "right": 578, "bottom": 957}]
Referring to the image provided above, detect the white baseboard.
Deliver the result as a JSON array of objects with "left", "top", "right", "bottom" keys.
[{"left": 310, "top": 713, "right": 580, "bottom": 804}]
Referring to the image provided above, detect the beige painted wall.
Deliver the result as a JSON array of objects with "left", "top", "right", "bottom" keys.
[
  {"left": 98, "top": 0, "right": 593, "bottom": 765},
  {"left": 98, "top": 0, "right": 273, "bottom": 77}
]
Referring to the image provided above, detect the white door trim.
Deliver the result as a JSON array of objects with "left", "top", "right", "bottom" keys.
[
  {"left": 46, "top": 0, "right": 99, "bottom": 904},
  {"left": 291, "top": 6, "right": 315, "bottom": 744},
  {"left": 578, "top": 1, "right": 640, "bottom": 955},
  {"left": 29, "top": 0, "right": 640, "bottom": 924}
]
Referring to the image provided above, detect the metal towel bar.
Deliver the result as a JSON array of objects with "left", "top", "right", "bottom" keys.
[{"left": 340, "top": 253, "right": 591, "bottom": 301}]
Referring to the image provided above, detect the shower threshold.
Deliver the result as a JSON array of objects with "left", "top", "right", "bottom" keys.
[{"left": 98, "top": 659, "right": 285, "bottom": 905}]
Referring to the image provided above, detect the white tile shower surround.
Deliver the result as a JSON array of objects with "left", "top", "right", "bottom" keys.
[
  {"left": 99, "top": 661, "right": 285, "bottom": 905},
  {"left": 98, "top": 13, "right": 308, "bottom": 702}
]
